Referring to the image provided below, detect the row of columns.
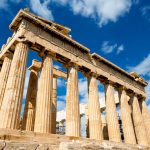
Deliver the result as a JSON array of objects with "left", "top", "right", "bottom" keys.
[
  {"left": 0, "top": 41, "right": 150, "bottom": 147},
  {"left": 64, "top": 66, "right": 150, "bottom": 146}
]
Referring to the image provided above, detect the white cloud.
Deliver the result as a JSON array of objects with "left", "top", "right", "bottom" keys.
[
  {"left": 146, "top": 82, "right": 150, "bottom": 114},
  {"left": 0, "top": 0, "right": 9, "bottom": 10},
  {"left": 146, "top": 81, "right": 150, "bottom": 102},
  {"left": 128, "top": 54, "right": 150, "bottom": 114},
  {"left": 29, "top": 0, "right": 54, "bottom": 20},
  {"left": 58, "top": 95, "right": 66, "bottom": 101},
  {"left": 117, "top": 44, "right": 124, "bottom": 54},
  {"left": 0, "top": 0, "right": 22, "bottom": 10},
  {"left": 78, "top": 78, "right": 88, "bottom": 103},
  {"left": 53, "top": 0, "right": 132, "bottom": 27},
  {"left": 23, "top": 69, "right": 30, "bottom": 99},
  {"left": 0, "top": 0, "right": 136, "bottom": 27},
  {"left": 101, "top": 41, "right": 124, "bottom": 54},
  {"left": 57, "top": 100, "right": 66, "bottom": 111},
  {"left": 128, "top": 53, "right": 150, "bottom": 77},
  {"left": 21, "top": 103, "right": 25, "bottom": 117},
  {"left": 57, "top": 78, "right": 66, "bottom": 87},
  {"left": 141, "top": 6, "right": 150, "bottom": 21},
  {"left": 141, "top": 6, "right": 150, "bottom": 16},
  {"left": 54, "top": 64, "right": 61, "bottom": 70},
  {"left": 99, "top": 91, "right": 105, "bottom": 107}
]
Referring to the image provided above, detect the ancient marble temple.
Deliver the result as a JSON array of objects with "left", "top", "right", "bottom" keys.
[{"left": 0, "top": 9, "right": 150, "bottom": 149}]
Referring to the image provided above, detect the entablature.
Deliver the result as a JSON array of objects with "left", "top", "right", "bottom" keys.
[
  {"left": 9, "top": 9, "right": 90, "bottom": 54},
  {"left": 0, "top": 9, "right": 147, "bottom": 97}
]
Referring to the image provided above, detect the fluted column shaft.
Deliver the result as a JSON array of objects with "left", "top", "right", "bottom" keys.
[
  {"left": 34, "top": 53, "right": 53, "bottom": 133},
  {"left": 131, "top": 95, "right": 148, "bottom": 146},
  {"left": 119, "top": 89, "right": 136, "bottom": 144},
  {"left": 50, "top": 76, "right": 57, "bottom": 134},
  {"left": 88, "top": 76, "right": 103, "bottom": 140},
  {"left": 140, "top": 99, "right": 150, "bottom": 145},
  {"left": 0, "top": 54, "right": 12, "bottom": 109},
  {"left": 22, "top": 69, "right": 39, "bottom": 131},
  {"left": 66, "top": 66, "right": 80, "bottom": 137},
  {"left": 0, "top": 42, "right": 28, "bottom": 129},
  {"left": 105, "top": 82, "right": 121, "bottom": 142}
]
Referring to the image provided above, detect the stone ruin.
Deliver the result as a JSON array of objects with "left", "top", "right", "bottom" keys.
[{"left": 0, "top": 9, "right": 150, "bottom": 149}]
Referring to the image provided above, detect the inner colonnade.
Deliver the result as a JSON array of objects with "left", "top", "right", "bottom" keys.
[{"left": 0, "top": 9, "right": 150, "bottom": 147}]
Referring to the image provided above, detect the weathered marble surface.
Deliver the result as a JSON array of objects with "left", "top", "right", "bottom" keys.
[
  {"left": 0, "top": 140, "right": 149, "bottom": 150},
  {"left": 0, "top": 129, "right": 149, "bottom": 150}
]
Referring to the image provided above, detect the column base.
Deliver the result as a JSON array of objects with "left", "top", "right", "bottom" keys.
[{"left": 0, "top": 129, "right": 149, "bottom": 149}]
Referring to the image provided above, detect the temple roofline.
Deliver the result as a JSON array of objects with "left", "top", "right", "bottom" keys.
[
  {"left": 92, "top": 53, "right": 148, "bottom": 86},
  {"left": 9, "top": 9, "right": 90, "bottom": 54}
]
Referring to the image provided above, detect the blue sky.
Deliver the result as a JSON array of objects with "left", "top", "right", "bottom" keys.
[{"left": 0, "top": 0, "right": 150, "bottom": 113}]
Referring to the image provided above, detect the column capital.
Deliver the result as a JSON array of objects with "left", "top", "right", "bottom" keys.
[
  {"left": 117, "top": 85, "right": 127, "bottom": 92},
  {"left": 131, "top": 92, "right": 139, "bottom": 98},
  {"left": 103, "top": 79, "right": 115, "bottom": 86},
  {"left": 64, "top": 61, "right": 79, "bottom": 69},
  {"left": 28, "top": 59, "right": 41, "bottom": 72},
  {"left": 3, "top": 51, "right": 13, "bottom": 59},
  {"left": 0, "top": 60, "right": 2, "bottom": 65},
  {"left": 84, "top": 71, "right": 98, "bottom": 78},
  {"left": 53, "top": 74, "right": 58, "bottom": 78},
  {"left": 38, "top": 48, "right": 56, "bottom": 59},
  {"left": 16, "top": 37, "right": 29, "bottom": 45}
]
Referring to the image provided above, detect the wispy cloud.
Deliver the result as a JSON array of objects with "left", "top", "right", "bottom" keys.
[
  {"left": 127, "top": 53, "right": 150, "bottom": 77},
  {"left": 23, "top": 69, "right": 30, "bottom": 100},
  {"left": 141, "top": 6, "right": 150, "bottom": 21},
  {"left": 0, "top": 0, "right": 9, "bottom": 10},
  {"left": 54, "top": 64, "right": 61, "bottom": 70},
  {"left": 101, "top": 41, "right": 124, "bottom": 54},
  {"left": 78, "top": 78, "right": 88, "bottom": 103},
  {"left": 0, "top": 0, "right": 137, "bottom": 27},
  {"left": 132, "top": 0, "right": 139, "bottom": 5},
  {"left": 117, "top": 45, "right": 124, "bottom": 54},
  {"left": 57, "top": 78, "right": 66, "bottom": 87},
  {"left": 29, "top": 0, "right": 54, "bottom": 20},
  {"left": 57, "top": 100, "right": 66, "bottom": 111},
  {"left": 146, "top": 81, "right": 150, "bottom": 103},
  {"left": 142, "top": 6, "right": 150, "bottom": 16},
  {"left": 127, "top": 53, "right": 150, "bottom": 113},
  {"left": 53, "top": 0, "right": 133, "bottom": 27},
  {"left": 0, "top": 0, "right": 22, "bottom": 10}
]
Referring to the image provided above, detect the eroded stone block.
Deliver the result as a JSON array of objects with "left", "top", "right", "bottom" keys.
[{"left": 4, "top": 142, "right": 38, "bottom": 150}]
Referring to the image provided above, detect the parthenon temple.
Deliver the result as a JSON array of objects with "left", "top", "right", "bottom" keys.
[{"left": 0, "top": 9, "right": 150, "bottom": 149}]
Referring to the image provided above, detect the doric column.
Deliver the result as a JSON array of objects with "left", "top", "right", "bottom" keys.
[
  {"left": 104, "top": 81, "right": 121, "bottom": 142},
  {"left": 140, "top": 98, "right": 150, "bottom": 145},
  {"left": 22, "top": 60, "right": 41, "bottom": 131},
  {"left": 34, "top": 52, "right": 53, "bottom": 133},
  {"left": 50, "top": 76, "right": 57, "bottom": 134},
  {"left": 66, "top": 64, "right": 80, "bottom": 137},
  {"left": 0, "top": 53, "right": 13, "bottom": 109},
  {"left": 88, "top": 75, "right": 103, "bottom": 140},
  {"left": 131, "top": 95, "right": 148, "bottom": 146},
  {"left": 0, "top": 42, "right": 28, "bottom": 129},
  {"left": 119, "top": 87, "right": 136, "bottom": 144}
]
